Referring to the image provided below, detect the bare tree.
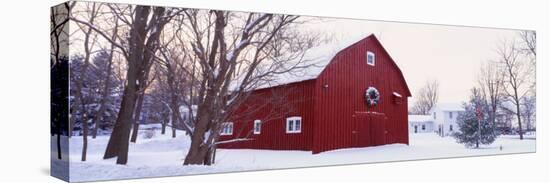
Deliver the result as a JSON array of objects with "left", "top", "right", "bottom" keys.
[
  {"left": 70, "top": 3, "right": 179, "bottom": 164},
  {"left": 70, "top": 2, "right": 102, "bottom": 161},
  {"left": 411, "top": 80, "right": 439, "bottom": 115},
  {"left": 92, "top": 18, "right": 119, "bottom": 139},
  {"left": 51, "top": 2, "right": 74, "bottom": 67},
  {"left": 498, "top": 40, "right": 530, "bottom": 140},
  {"left": 519, "top": 31, "right": 536, "bottom": 57},
  {"left": 478, "top": 61, "right": 504, "bottom": 132},
  {"left": 50, "top": 1, "right": 74, "bottom": 160},
  {"left": 518, "top": 30, "right": 536, "bottom": 94},
  {"left": 177, "top": 10, "right": 322, "bottom": 165},
  {"left": 147, "top": 73, "right": 172, "bottom": 135}
]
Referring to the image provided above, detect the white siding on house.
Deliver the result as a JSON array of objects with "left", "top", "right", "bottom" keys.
[
  {"left": 429, "top": 103, "right": 464, "bottom": 136},
  {"left": 408, "top": 115, "right": 434, "bottom": 134}
]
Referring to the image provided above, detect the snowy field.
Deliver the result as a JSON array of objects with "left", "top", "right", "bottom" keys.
[{"left": 52, "top": 125, "right": 535, "bottom": 182}]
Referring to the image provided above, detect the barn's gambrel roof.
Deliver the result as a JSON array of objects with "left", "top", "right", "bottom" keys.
[{"left": 252, "top": 34, "right": 412, "bottom": 97}]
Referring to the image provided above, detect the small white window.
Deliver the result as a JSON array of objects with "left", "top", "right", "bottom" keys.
[
  {"left": 253, "top": 120, "right": 261, "bottom": 134},
  {"left": 220, "top": 122, "right": 233, "bottom": 135},
  {"left": 286, "top": 116, "right": 302, "bottom": 133},
  {"left": 366, "top": 51, "right": 375, "bottom": 66},
  {"left": 449, "top": 112, "right": 453, "bottom": 119}
]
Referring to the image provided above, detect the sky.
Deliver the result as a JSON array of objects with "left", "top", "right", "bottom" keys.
[
  {"left": 303, "top": 17, "right": 522, "bottom": 104},
  {"left": 67, "top": 2, "right": 523, "bottom": 105}
]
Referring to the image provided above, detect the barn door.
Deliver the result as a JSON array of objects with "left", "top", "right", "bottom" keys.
[
  {"left": 370, "top": 113, "right": 387, "bottom": 146},
  {"left": 353, "top": 114, "right": 371, "bottom": 147}
]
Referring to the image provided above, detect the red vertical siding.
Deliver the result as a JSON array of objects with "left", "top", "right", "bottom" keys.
[
  {"left": 312, "top": 35, "right": 410, "bottom": 153},
  {"left": 217, "top": 79, "right": 316, "bottom": 151},
  {"left": 218, "top": 35, "right": 411, "bottom": 154}
]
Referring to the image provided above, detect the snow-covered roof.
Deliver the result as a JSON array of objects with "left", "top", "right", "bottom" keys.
[
  {"left": 248, "top": 32, "right": 376, "bottom": 90},
  {"left": 408, "top": 115, "right": 433, "bottom": 122},
  {"left": 430, "top": 103, "right": 465, "bottom": 112},
  {"left": 235, "top": 32, "right": 411, "bottom": 97}
]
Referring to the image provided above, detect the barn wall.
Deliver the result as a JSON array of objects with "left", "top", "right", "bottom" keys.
[
  {"left": 312, "top": 36, "right": 410, "bottom": 153},
  {"left": 217, "top": 79, "right": 316, "bottom": 151}
]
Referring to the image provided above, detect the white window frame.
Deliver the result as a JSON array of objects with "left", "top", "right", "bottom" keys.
[
  {"left": 286, "top": 116, "right": 302, "bottom": 133},
  {"left": 366, "top": 51, "right": 375, "bottom": 66},
  {"left": 253, "top": 120, "right": 261, "bottom": 134},
  {"left": 220, "top": 122, "right": 233, "bottom": 135}
]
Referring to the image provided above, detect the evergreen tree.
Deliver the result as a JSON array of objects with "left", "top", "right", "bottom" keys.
[
  {"left": 69, "top": 50, "right": 122, "bottom": 135},
  {"left": 453, "top": 88, "right": 498, "bottom": 148}
]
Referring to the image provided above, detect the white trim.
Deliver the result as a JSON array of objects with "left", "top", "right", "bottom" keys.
[
  {"left": 253, "top": 120, "right": 261, "bottom": 134},
  {"left": 286, "top": 116, "right": 302, "bottom": 133},
  {"left": 366, "top": 51, "right": 375, "bottom": 66},
  {"left": 220, "top": 122, "right": 233, "bottom": 135},
  {"left": 392, "top": 92, "right": 402, "bottom": 98}
]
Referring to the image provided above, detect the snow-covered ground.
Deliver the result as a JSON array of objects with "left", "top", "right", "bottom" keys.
[{"left": 53, "top": 125, "right": 535, "bottom": 182}]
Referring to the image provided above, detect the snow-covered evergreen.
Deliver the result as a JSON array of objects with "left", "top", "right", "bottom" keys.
[
  {"left": 452, "top": 88, "right": 497, "bottom": 148},
  {"left": 69, "top": 50, "right": 122, "bottom": 135}
]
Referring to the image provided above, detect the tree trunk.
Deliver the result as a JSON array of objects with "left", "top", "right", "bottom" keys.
[
  {"left": 184, "top": 123, "right": 207, "bottom": 164},
  {"left": 82, "top": 117, "right": 88, "bottom": 161},
  {"left": 170, "top": 103, "right": 177, "bottom": 138},
  {"left": 161, "top": 118, "right": 167, "bottom": 135},
  {"left": 184, "top": 144, "right": 216, "bottom": 165},
  {"left": 103, "top": 80, "right": 138, "bottom": 164},
  {"left": 172, "top": 127, "right": 177, "bottom": 138},
  {"left": 166, "top": 65, "right": 180, "bottom": 138},
  {"left": 184, "top": 144, "right": 208, "bottom": 165},
  {"left": 184, "top": 108, "right": 214, "bottom": 165},
  {"left": 92, "top": 41, "right": 115, "bottom": 139},
  {"left": 103, "top": 43, "right": 141, "bottom": 163},
  {"left": 491, "top": 105, "right": 497, "bottom": 132},
  {"left": 130, "top": 93, "right": 145, "bottom": 143},
  {"left": 57, "top": 133, "right": 62, "bottom": 159},
  {"left": 515, "top": 96, "right": 524, "bottom": 140},
  {"left": 68, "top": 109, "right": 76, "bottom": 138},
  {"left": 103, "top": 6, "right": 161, "bottom": 165},
  {"left": 131, "top": 123, "right": 141, "bottom": 142},
  {"left": 204, "top": 146, "right": 216, "bottom": 165}
]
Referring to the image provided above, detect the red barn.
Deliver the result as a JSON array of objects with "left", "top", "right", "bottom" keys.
[{"left": 217, "top": 34, "right": 411, "bottom": 154}]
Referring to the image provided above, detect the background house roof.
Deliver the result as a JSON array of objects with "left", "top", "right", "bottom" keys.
[
  {"left": 431, "top": 103, "right": 465, "bottom": 112},
  {"left": 409, "top": 115, "right": 434, "bottom": 122}
]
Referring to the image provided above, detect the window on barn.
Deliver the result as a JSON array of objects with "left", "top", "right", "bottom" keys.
[
  {"left": 422, "top": 124, "right": 426, "bottom": 130},
  {"left": 449, "top": 124, "right": 453, "bottom": 131},
  {"left": 220, "top": 122, "right": 233, "bottom": 135},
  {"left": 286, "top": 116, "right": 302, "bottom": 133},
  {"left": 449, "top": 112, "right": 453, "bottom": 119},
  {"left": 366, "top": 51, "right": 375, "bottom": 66},
  {"left": 253, "top": 120, "right": 261, "bottom": 134}
]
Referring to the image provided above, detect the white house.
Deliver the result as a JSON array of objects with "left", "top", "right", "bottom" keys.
[
  {"left": 179, "top": 105, "right": 198, "bottom": 123},
  {"left": 409, "top": 115, "right": 434, "bottom": 134},
  {"left": 429, "top": 103, "right": 465, "bottom": 136}
]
